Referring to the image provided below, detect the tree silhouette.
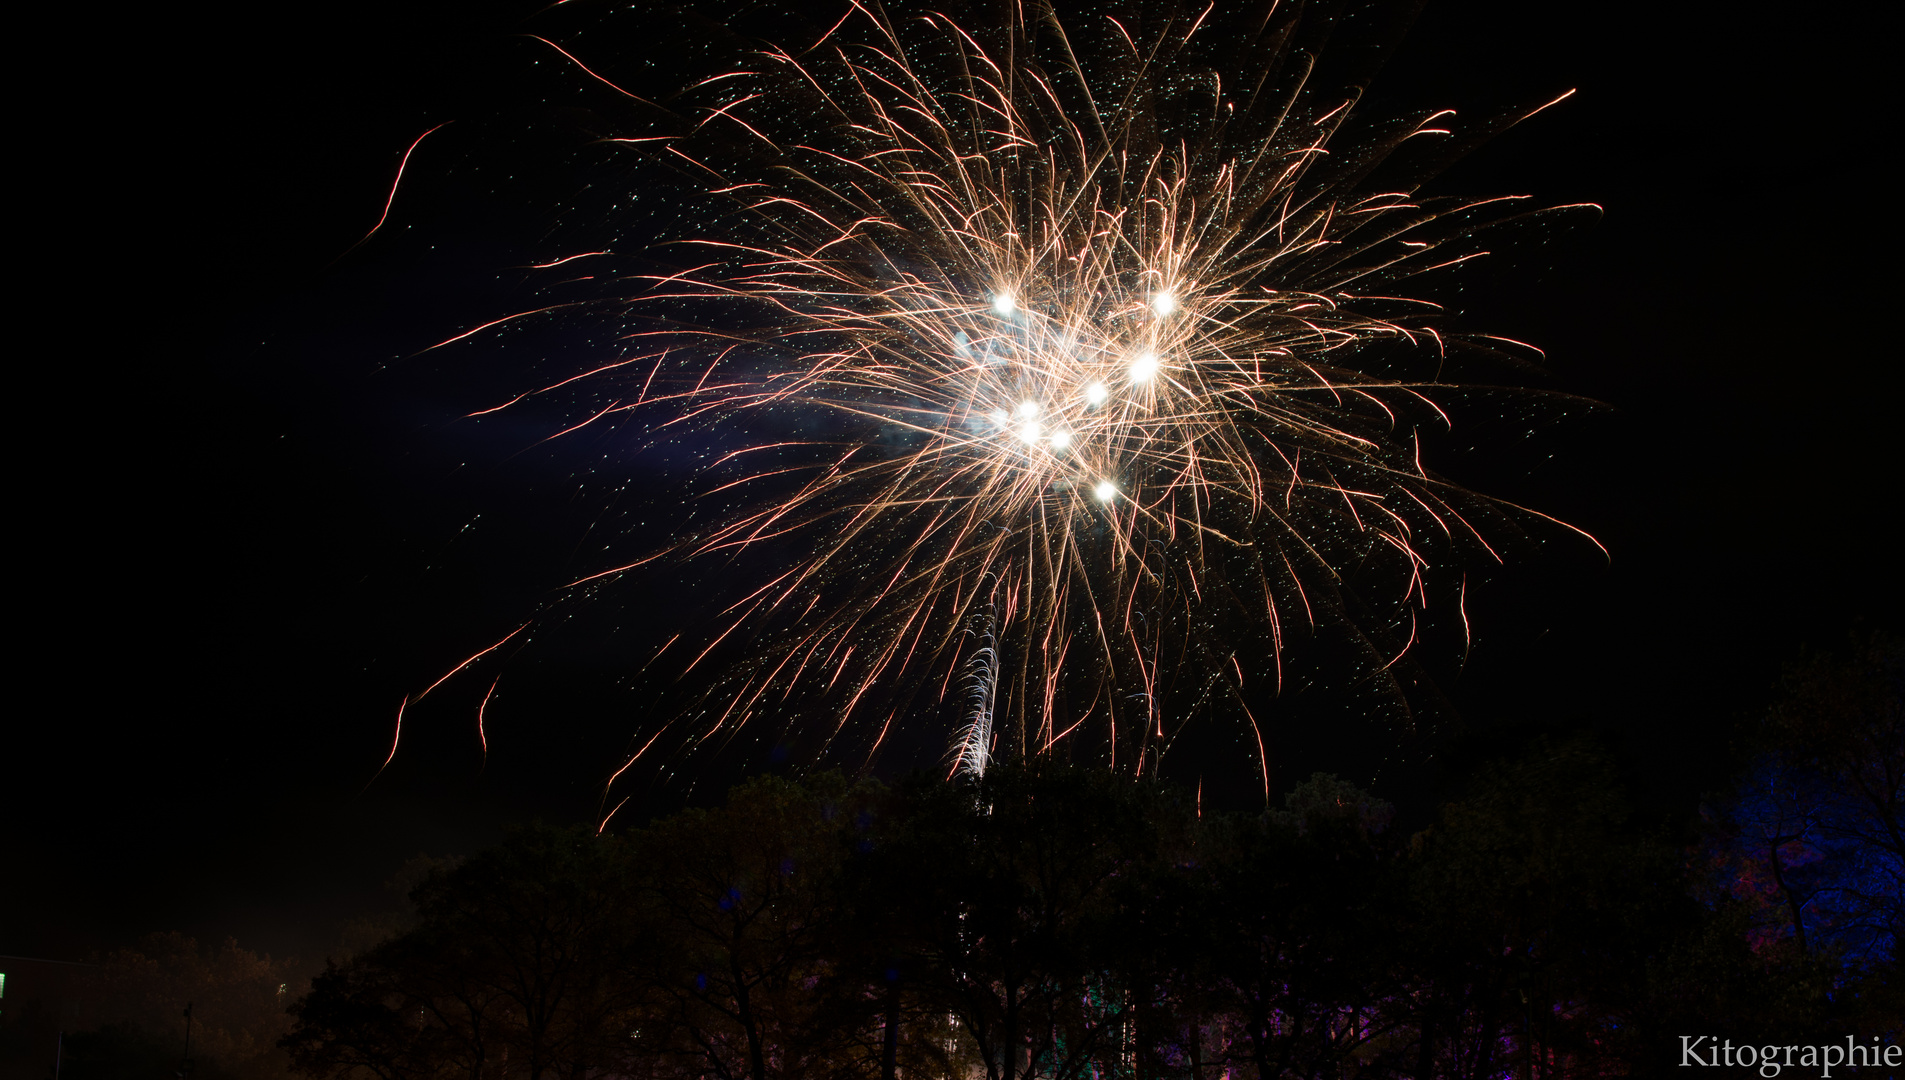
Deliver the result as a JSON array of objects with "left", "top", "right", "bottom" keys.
[{"left": 278, "top": 711, "right": 1902, "bottom": 1079}]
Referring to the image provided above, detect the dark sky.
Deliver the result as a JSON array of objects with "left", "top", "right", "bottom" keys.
[{"left": 11, "top": 0, "right": 1897, "bottom": 964}]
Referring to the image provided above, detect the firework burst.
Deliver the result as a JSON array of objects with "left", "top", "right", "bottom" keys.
[{"left": 431, "top": 0, "right": 1600, "bottom": 800}]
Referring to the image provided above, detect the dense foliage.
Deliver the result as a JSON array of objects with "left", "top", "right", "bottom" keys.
[
  {"left": 280, "top": 659, "right": 1903, "bottom": 1080},
  {"left": 14, "top": 643, "right": 1894, "bottom": 1080}
]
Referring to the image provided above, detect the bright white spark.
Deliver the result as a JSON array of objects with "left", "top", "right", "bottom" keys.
[
  {"left": 1017, "top": 400, "right": 1040, "bottom": 419},
  {"left": 1152, "top": 291, "right": 1177, "bottom": 317},
  {"left": 992, "top": 292, "right": 1016, "bottom": 316},
  {"left": 1019, "top": 421, "right": 1042, "bottom": 444},
  {"left": 1130, "top": 352, "right": 1159, "bottom": 383},
  {"left": 1094, "top": 480, "right": 1117, "bottom": 502},
  {"left": 1049, "top": 429, "right": 1071, "bottom": 450},
  {"left": 1084, "top": 381, "right": 1108, "bottom": 405}
]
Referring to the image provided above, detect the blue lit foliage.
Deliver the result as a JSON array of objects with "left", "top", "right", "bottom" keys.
[{"left": 1701, "top": 634, "right": 1904, "bottom": 967}]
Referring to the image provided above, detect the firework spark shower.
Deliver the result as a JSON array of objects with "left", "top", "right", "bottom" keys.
[{"left": 434, "top": 0, "right": 1603, "bottom": 801}]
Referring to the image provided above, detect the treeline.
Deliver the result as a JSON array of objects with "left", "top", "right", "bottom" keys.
[
  {"left": 282, "top": 733, "right": 1900, "bottom": 1079},
  {"left": 16, "top": 640, "right": 1895, "bottom": 1079}
]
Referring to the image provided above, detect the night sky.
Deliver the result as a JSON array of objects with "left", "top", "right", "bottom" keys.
[{"left": 11, "top": 0, "right": 1897, "bottom": 965}]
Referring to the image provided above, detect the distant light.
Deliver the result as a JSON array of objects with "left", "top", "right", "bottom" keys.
[
  {"left": 992, "top": 292, "right": 1016, "bottom": 316},
  {"left": 990, "top": 409, "right": 1009, "bottom": 426},
  {"left": 1049, "top": 429, "right": 1071, "bottom": 451},
  {"left": 1095, "top": 480, "right": 1117, "bottom": 502},
  {"left": 1017, "top": 400, "right": 1040, "bottom": 419},
  {"left": 1019, "top": 421, "right": 1042, "bottom": 444},
  {"left": 1130, "top": 352, "right": 1159, "bottom": 383},
  {"left": 1152, "top": 291, "right": 1177, "bottom": 317}
]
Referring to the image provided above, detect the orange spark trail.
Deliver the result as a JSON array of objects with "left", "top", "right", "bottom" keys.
[
  {"left": 337, "top": 122, "right": 450, "bottom": 261},
  {"left": 417, "top": 624, "right": 529, "bottom": 702},
  {"left": 476, "top": 679, "right": 498, "bottom": 771},
  {"left": 420, "top": 305, "right": 577, "bottom": 354},
  {"left": 367, "top": 697, "right": 407, "bottom": 789}
]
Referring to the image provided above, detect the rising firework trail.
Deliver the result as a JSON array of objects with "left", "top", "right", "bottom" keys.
[
  {"left": 414, "top": 0, "right": 1601, "bottom": 800},
  {"left": 953, "top": 575, "right": 1001, "bottom": 777}
]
